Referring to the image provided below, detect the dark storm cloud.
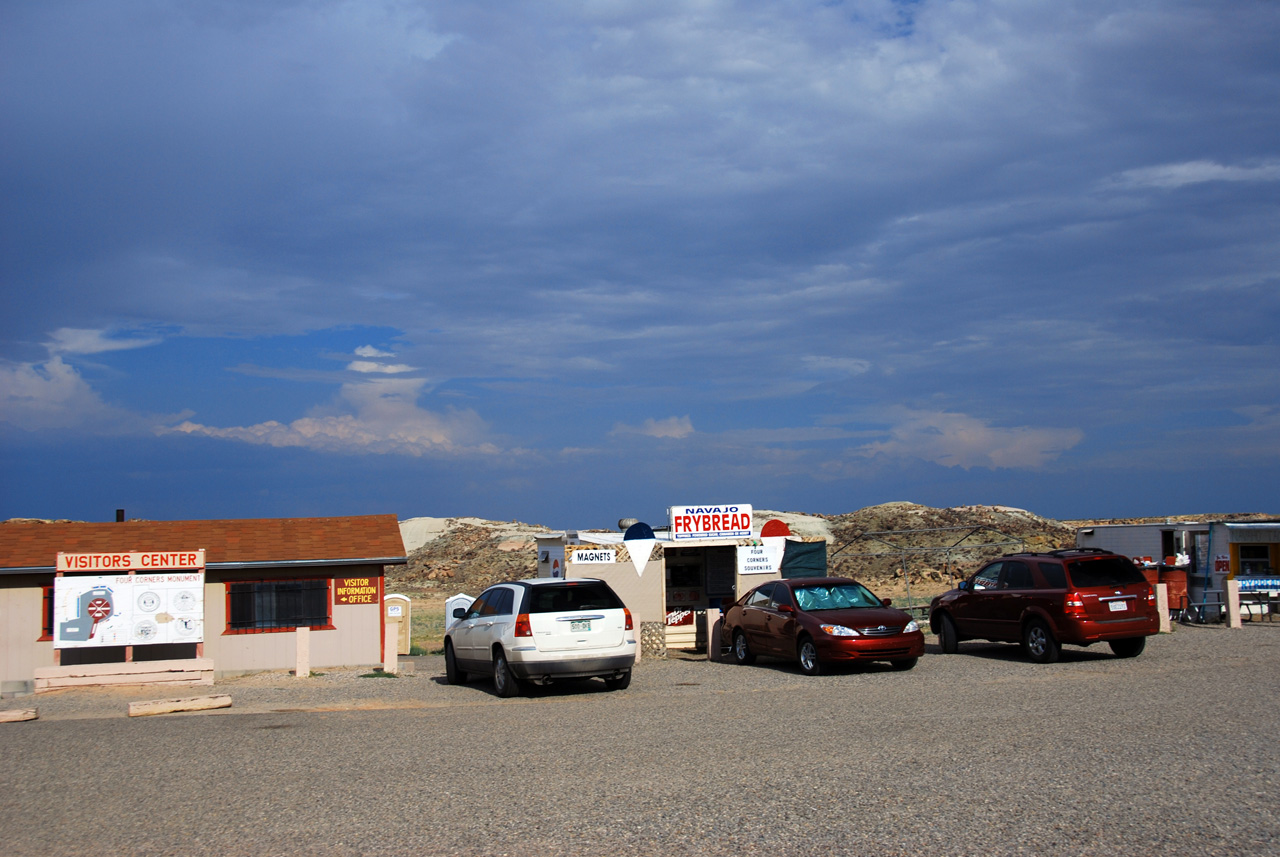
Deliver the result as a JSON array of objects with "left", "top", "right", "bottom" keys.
[{"left": 2, "top": 1, "right": 1278, "bottom": 520}]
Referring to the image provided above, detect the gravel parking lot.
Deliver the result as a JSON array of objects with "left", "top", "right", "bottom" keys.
[{"left": 3, "top": 624, "right": 1278, "bottom": 856}]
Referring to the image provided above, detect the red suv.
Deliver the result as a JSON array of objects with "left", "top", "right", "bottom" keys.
[{"left": 929, "top": 549, "right": 1159, "bottom": 663}]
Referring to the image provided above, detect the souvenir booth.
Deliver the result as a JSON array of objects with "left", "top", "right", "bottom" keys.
[{"left": 535, "top": 504, "right": 827, "bottom": 655}]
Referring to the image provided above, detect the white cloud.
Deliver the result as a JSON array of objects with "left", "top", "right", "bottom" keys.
[
  {"left": 0, "top": 356, "right": 121, "bottom": 430},
  {"left": 354, "top": 345, "right": 394, "bottom": 358},
  {"left": 1109, "top": 160, "right": 1280, "bottom": 190},
  {"left": 45, "top": 328, "right": 162, "bottom": 355},
  {"left": 611, "top": 415, "right": 695, "bottom": 439},
  {"left": 346, "top": 360, "right": 416, "bottom": 374},
  {"left": 858, "top": 409, "right": 1083, "bottom": 470},
  {"left": 161, "top": 378, "right": 498, "bottom": 457}
]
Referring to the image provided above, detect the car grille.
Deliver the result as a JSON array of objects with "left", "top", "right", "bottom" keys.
[
  {"left": 857, "top": 625, "right": 903, "bottom": 637},
  {"left": 863, "top": 647, "right": 913, "bottom": 658}
]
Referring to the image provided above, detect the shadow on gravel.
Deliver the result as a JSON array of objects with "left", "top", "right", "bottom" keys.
[
  {"left": 429, "top": 673, "right": 627, "bottom": 698},
  {"left": 720, "top": 658, "right": 920, "bottom": 677},
  {"left": 935, "top": 642, "right": 1116, "bottom": 663}
]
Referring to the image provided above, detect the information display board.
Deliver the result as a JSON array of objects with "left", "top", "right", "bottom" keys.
[{"left": 53, "top": 572, "right": 205, "bottom": 648}]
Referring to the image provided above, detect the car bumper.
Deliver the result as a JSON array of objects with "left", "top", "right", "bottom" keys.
[
  {"left": 1058, "top": 614, "right": 1159, "bottom": 644},
  {"left": 507, "top": 645, "right": 637, "bottom": 681},
  {"left": 815, "top": 631, "right": 925, "bottom": 662}
]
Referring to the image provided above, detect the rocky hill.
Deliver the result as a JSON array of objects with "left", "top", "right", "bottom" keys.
[{"left": 390, "top": 502, "right": 1085, "bottom": 596}]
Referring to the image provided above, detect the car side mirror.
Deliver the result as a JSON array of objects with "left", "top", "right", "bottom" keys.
[
  {"left": 881, "top": 597, "right": 892, "bottom": 607},
  {"left": 957, "top": 581, "right": 970, "bottom": 591},
  {"left": 777, "top": 604, "right": 795, "bottom": 614},
  {"left": 452, "top": 607, "right": 467, "bottom": 619}
]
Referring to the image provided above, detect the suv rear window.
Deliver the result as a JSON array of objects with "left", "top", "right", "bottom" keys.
[
  {"left": 1065, "top": 557, "right": 1146, "bottom": 588},
  {"left": 526, "top": 582, "right": 623, "bottom": 613}
]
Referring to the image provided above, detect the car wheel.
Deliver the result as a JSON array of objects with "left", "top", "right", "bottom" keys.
[
  {"left": 732, "top": 630, "right": 756, "bottom": 665},
  {"left": 444, "top": 640, "right": 467, "bottom": 685},
  {"left": 890, "top": 657, "right": 918, "bottom": 671},
  {"left": 604, "top": 669, "right": 632, "bottom": 691},
  {"left": 1109, "top": 637, "right": 1146, "bottom": 658},
  {"left": 797, "top": 636, "right": 821, "bottom": 676},
  {"left": 938, "top": 613, "right": 959, "bottom": 655},
  {"left": 1022, "top": 619, "right": 1061, "bottom": 664},
  {"left": 492, "top": 650, "right": 522, "bottom": 698}
]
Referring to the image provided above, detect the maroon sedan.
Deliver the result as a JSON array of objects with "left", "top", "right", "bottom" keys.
[{"left": 722, "top": 577, "right": 925, "bottom": 675}]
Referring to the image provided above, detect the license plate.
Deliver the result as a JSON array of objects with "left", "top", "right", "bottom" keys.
[
  {"left": 1108, "top": 601, "right": 1128, "bottom": 612},
  {"left": 570, "top": 619, "right": 591, "bottom": 632}
]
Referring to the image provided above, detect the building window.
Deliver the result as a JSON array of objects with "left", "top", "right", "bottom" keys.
[
  {"left": 40, "top": 584, "right": 54, "bottom": 641},
  {"left": 1239, "top": 545, "right": 1272, "bottom": 576},
  {"left": 226, "top": 579, "right": 332, "bottom": 633}
]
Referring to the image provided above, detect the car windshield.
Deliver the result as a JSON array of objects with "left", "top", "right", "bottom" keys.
[
  {"left": 1066, "top": 557, "right": 1146, "bottom": 588},
  {"left": 793, "top": 583, "right": 881, "bottom": 611},
  {"left": 526, "top": 582, "right": 623, "bottom": 613}
]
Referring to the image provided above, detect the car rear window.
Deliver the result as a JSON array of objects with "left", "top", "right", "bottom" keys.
[
  {"left": 1065, "top": 556, "right": 1146, "bottom": 588},
  {"left": 526, "top": 582, "right": 623, "bottom": 613}
]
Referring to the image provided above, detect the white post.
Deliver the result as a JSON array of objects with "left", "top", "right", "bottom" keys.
[
  {"left": 383, "top": 621, "right": 399, "bottom": 673},
  {"left": 295, "top": 626, "right": 311, "bottom": 679},
  {"left": 705, "top": 607, "right": 722, "bottom": 662},
  {"left": 1226, "top": 579, "right": 1243, "bottom": 629},
  {"left": 1155, "top": 583, "right": 1171, "bottom": 634}
]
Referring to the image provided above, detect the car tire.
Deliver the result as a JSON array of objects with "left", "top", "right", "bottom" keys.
[
  {"left": 1023, "top": 619, "right": 1061, "bottom": 664},
  {"left": 797, "top": 636, "right": 821, "bottom": 676},
  {"left": 444, "top": 640, "right": 467, "bottom": 685},
  {"left": 890, "top": 657, "right": 918, "bottom": 671},
  {"left": 492, "top": 650, "right": 522, "bottom": 698},
  {"left": 938, "top": 613, "right": 959, "bottom": 655},
  {"left": 732, "top": 630, "right": 756, "bottom": 665},
  {"left": 604, "top": 669, "right": 632, "bottom": 691},
  {"left": 1109, "top": 637, "right": 1146, "bottom": 658}
]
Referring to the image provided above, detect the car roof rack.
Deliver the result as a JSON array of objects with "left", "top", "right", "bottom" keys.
[{"left": 1046, "top": 548, "right": 1115, "bottom": 557}]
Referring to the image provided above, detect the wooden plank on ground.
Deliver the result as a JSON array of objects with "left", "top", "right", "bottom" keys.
[
  {"left": 34, "top": 658, "right": 214, "bottom": 680},
  {"left": 0, "top": 709, "right": 38, "bottom": 723},
  {"left": 128, "top": 694, "right": 232, "bottom": 717},
  {"left": 35, "top": 673, "right": 213, "bottom": 692}
]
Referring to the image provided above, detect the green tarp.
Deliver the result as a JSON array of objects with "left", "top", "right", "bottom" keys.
[{"left": 780, "top": 541, "right": 827, "bottom": 578}]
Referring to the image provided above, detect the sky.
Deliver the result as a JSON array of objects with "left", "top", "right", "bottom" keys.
[{"left": 2, "top": 0, "right": 1278, "bottom": 531}]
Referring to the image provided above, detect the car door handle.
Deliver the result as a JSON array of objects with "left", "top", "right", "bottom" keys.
[{"left": 557, "top": 614, "right": 605, "bottom": 621}]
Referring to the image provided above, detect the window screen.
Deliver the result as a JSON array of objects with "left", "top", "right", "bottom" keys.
[{"left": 228, "top": 580, "right": 330, "bottom": 631}]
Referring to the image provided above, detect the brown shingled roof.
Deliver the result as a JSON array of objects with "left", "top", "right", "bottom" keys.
[{"left": 0, "top": 515, "right": 406, "bottom": 571}]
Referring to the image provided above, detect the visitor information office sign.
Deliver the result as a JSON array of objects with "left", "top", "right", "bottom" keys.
[{"left": 53, "top": 551, "right": 206, "bottom": 648}]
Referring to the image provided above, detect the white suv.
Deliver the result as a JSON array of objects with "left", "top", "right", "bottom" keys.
[{"left": 444, "top": 578, "right": 637, "bottom": 696}]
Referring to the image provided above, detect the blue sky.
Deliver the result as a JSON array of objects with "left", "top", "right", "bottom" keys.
[{"left": 2, "top": 1, "right": 1278, "bottom": 530}]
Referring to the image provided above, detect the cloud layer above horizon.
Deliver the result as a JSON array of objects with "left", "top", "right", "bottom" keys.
[{"left": 2, "top": 1, "right": 1278, "bottom": 525}]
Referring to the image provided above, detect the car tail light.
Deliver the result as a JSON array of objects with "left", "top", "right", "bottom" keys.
[
  {"left": 514, "top": 613, "right": 532, "bottom": 637},
  {"left": 1064, "top": 592, "right": 1086, "bottom": 616},
  {"left": 1146, "top": 585, "right": 1156, "bottom": 603},
  {"left": 624, "top": 608, "right": 634, "bottom": 631}
]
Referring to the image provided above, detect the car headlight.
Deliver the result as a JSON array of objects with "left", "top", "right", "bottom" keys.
[
  {"left": 820, "top": 624, "right": 860, "bottom": 637},
  {"left": 903, "top": 620, "right": 920, "bottom": 633}
]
